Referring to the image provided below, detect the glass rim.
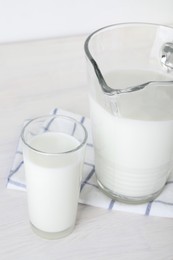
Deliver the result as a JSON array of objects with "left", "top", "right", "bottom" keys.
[
  {"left": 21, "top": 114, "right": 88, "bottom": 155},
  {"left": 84, "top": 22, "right": 173, "bottom": 96}
]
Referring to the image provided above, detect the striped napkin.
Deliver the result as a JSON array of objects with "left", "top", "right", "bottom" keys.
[{"left": 7, "top": 108, "right": 173, "bottom": 218}]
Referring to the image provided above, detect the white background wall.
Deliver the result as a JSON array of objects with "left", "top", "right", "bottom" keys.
[{"left": 0, "top": 0, "right": 173, "bottom": 43}]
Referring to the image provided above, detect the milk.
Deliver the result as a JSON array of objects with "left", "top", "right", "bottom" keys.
[
  {"left": 23, "top": 132, "right": 82, "bottom": 233},
  {"left": 90, "top": 69, "right": 173, "bottom": 199}
]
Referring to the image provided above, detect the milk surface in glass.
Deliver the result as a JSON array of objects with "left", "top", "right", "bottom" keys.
[
  {"left": 90, "top": 69, "right": 173, "bottom": 200},
  {"left": 23, "top": 132, "right": 82, "bottom": 233}
]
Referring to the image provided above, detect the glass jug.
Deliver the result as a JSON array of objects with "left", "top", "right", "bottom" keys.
[{"left": 84, "top": 23, "right": 173, "bottom": 204}]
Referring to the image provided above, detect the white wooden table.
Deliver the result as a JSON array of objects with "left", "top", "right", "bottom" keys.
[{"left": 0, "top": 35, "right": 173, "bottom": 260}]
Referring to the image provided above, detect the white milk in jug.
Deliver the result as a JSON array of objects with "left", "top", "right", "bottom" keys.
[{"left": 90, "top": 69, "right": 173, "bottom": 201}]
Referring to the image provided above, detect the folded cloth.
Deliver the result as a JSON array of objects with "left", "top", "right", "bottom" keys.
[{"left": 7, "top": 108, "right": 173, "bottom": 218}]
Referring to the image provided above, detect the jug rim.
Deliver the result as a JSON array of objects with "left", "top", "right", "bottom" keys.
[{"left": 84, "top": 22, "right": 173, "bottom": 96}]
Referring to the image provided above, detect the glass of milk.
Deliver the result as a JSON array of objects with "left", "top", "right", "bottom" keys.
[
  {"left": 21, "top": 115, "right": 87, "bottom": 239},
  {"left": 85, "top": 23, "right": 173, "bottom": 204}
]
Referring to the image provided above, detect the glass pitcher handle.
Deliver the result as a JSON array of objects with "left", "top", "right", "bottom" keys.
[{"left": 161, "top": 42, "right": 173, "bottom": 70}]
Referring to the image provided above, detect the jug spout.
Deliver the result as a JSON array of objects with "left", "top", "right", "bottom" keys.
[
  {"left": 84, "top": 24, "right": 173, "bottom": 120},
  {"left": 86, "top": 56, "right": 116, "bottom": 96},
  {"left": 85, "top": 31, "right": 173, "bottom": 96}
]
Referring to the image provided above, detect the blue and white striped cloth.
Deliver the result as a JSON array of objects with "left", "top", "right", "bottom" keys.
[{"left": 7, "top": 108, "right": 173, "bottom": 218}]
